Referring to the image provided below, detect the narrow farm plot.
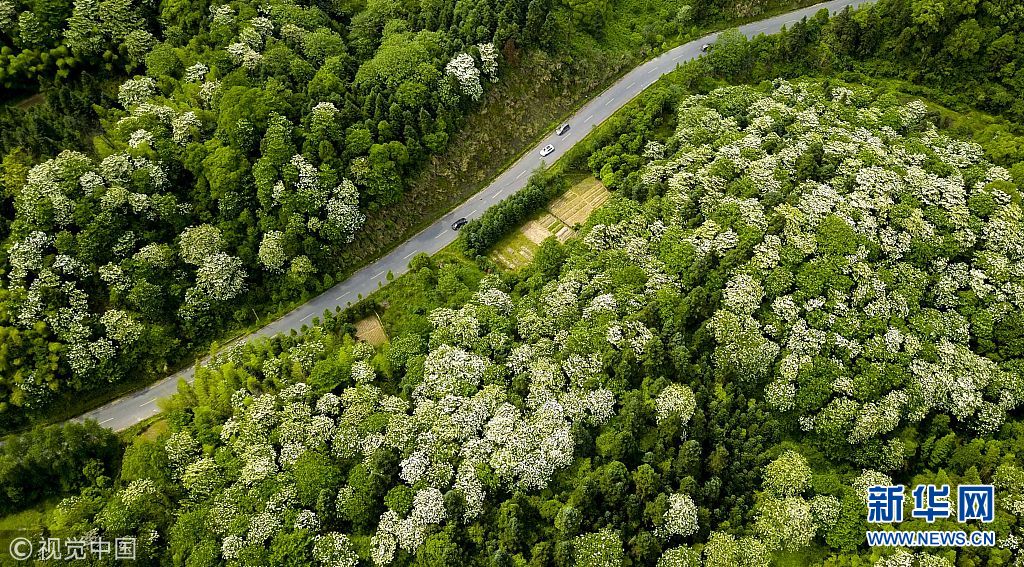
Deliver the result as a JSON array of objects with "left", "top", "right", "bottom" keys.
[
  {"left": 491, "top": 230, "right": 539, "bottom": 270},
  {"left": 488, "top": 177, "right": 611, "bottom": 268},
  {"left": 548, "top": 176, "right": 611, "bottom": 227},
  {"left": 354, "top": 313, "right": 389, "bottom": 346}
]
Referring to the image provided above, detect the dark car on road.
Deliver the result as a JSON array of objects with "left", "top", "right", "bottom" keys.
[{"left": 452, "top": 217, "right": 468, "bottom": 230}]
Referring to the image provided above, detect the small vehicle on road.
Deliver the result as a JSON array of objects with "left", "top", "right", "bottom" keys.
[
  {"left": 540, "top": 144, "right": 555, "bottom": 157},
  {"left": 556, "top": 123, "right": 570, "bottom": 135},
  {"left": 451, "top": 217, "right": 468, "bottom": 230},
  {"left": 701, "top": 43, "right": 711, "bottom": 52}
]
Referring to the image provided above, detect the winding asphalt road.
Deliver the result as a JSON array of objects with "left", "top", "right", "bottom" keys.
[{"left": 76, "top": 0, "right": 873, "bottom": 432}]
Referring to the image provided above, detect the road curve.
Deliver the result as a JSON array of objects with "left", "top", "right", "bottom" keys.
[{"left": 77, "top": 0, "right": 873, "bottom": 432}]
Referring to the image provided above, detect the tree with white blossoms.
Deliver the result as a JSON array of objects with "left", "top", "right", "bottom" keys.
[
  {"left": 476, "top": 43, "right": 498, "bottom": 80},
  {"left": 196, "top": 253, "right": 246, "bottom": 301},
  {"left": 258, "top": 230, "right": 288, "bottom": 272},
  {"left": 15, "top": 150, "right": 94, "bottom": 230},
  {"left": 810, "top": 494, "right": 841, "bottom": 528},
  {"left": 722, "top": 273, "right": 764, "bottom": 316},
  {"left": 657, "top": 546, "right": 701, "bottom": 567},
  {"left": 183, "top": 62, "right": 208, "bottom": 82},
  {"left": 226, "top": 41, "right": 262, "bottom": 70},
  {"left": 764, "top": 379, "right": 796, "bottom": 412},
  {"left": 489, "top": 400, "right": 574, "bottom": 490},
  {"left": 655, "top": 383, "right": 696, "bottom": 425},
  {"left": 754, "top": 496, "right": 816, "bottom": 551},
  {"left": 7, "top": 231, "right": 51, "bottom": 282},
  {"left": 295, "top": 509, "right": 320, "bottom": 531},
  {"left": 171, "top": 111, "right": 201, "bottom": 145},
  {"left": 573, "top": 530, "right": 625, "bottom": 567},
  {"left": 321, "top": 179, "right": 365, "bottom": 244},
  {"left": 128, "top": 129, "right": 153, "bottom": 148},
  {"left": 762, "top": 450, "right": 811, "bottom": 497},
  {"left": 177, "top": 224, "right": 225, "bottom": 265},
  {"left": 164, "top": 429, "right": 200, "bottom": 473},
  {"left": 445, "top": 52, "right": 483, "bottom": 101},
  {"left": 410, "top": 487, "right": 446, "bottom": 525},
  {"left": 350, "top": 360, "right": 376, "bottom": 384},
  {"left": 181, "top": 457, "right": 221, "bottom": 499},
  {"left": 662, "top": 493, "right": 699, "bottom": 537},
  {"left": 703, "top": 531, "right": 771, "bottom": 567},
  {"left": 313, "top": 533, "right": 358, "bottom": 567},
  {"left": 118, "top": 77, "right": 157, "bottom": 108},
  {"left": 708, "top": 309, "right": 780, "bottom": 381},
  {"left": 100, "top": 310, "right": 143, "bottom": 345},
  {"left": 180, "top": 253, "right": 247, "bottom": 319},
  {"left": 419, "top": 344, "right": 488, "bottom": 399}
]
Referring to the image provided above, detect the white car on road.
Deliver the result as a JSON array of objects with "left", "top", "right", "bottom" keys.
[{"left": 540, "top": 144, "right": 555, "bottom": 157}]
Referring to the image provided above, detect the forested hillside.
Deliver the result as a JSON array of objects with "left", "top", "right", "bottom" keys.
[
  {"left": 1, "top": 0, "right": 1024, "bottom": 564},
  {"left": 0, "top": 0, "right": 811, "bottom": 429},
  {"left": 14, "top": 74, "right": 1024, "bottom": 564}
]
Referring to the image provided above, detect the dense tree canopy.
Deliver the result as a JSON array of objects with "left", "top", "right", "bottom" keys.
[
  {"left": 0, "top": 0, "right": 566, "bottom": 425},
  {"left": 1, "top": 0, "right": 1024, "bottom": 565},
  {"left": 11, "top": 77, "right": 1024, "bottom": 565},
  {"left": 0, "top": 0, "right": 809, "bottom": 429}
]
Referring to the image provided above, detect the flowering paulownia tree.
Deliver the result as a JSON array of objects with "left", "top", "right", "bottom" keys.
[
  {"left": 445, "top": 52, "right": 483, "bottom": 102},
  {"left": 147, "top": 215, "right": 695, "bottom": 563},
  {"left": 635, "top": 80, "right": 1024, "bottom": 457}
]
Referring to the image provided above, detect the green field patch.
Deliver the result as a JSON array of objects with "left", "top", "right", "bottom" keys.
[
  {"left": 488, "top": 176, "right": 611, "bottom": 269},
  {"left": 490, "top": 229, "right": 542, "bottom": 270}
]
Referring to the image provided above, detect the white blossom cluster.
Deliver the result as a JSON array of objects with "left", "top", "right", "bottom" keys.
[
  {"left": 762, "top": 450, "right": 811, "bottom": 497},
  {"left": 117, "top": 76, "right": 156, "bottom": 108},
  {"left": 258, "top": 230, "right": 288, "bottom": 272},
  {"left": 662, "top": 493, "right": 699, "bottom": 537},
  {"left": 226, "top": 41, "right": 262, "bottom": 71},
  {"left": 640, "top": 81, "right": 1024, "bottom": 446},
  {"left": 312, "top": 533, "right": 358, "bottom": 567},
  {"left": 209, "top": 4, "right": 235, "bottom": 26},
  {"left": 476, "top": 43, "right": 498, "bottom": 79},
  {"left": 159, "top": 237, "right": 691, "bottom": 563},
  {"left": 171, "top": 111, "right": 201, "bottom": 145},
  {"left": 177, "top": 224, "right": 224, "bottom": 265},
  {"left": 445, "top": 52, "right": 483, "bottom": 101},
  {"left": 654, "top": 384, "right": 696, "bottom": 425},
  {"left": 702, "top": 531, "right": 770, "bottom": 567},
  {"left": 183, "top": 62, "right": 208, "bottom": 83},
  {"left": 268, "top": 156, "right": 365, "bottom": 249},
  {"left": 127, "top": 128, "right": 153, "bottom": 148},
  {"left": 180, "top": 252, "right": 247, "bottom": 318}
]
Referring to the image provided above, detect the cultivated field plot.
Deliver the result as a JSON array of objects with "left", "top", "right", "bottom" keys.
[
  {"left": 489, "top": 177, "right": 611, "bottom": 269},
  {"left": 354, "top": 314, "right": 389, "bottom": 346},
  {"left": 548, "top": 177, "right": 611, "bottom": 227},
  {"left": 525, "top": 212, "right": 571, "bottom": 243},
  {"left": 491, "top": 231, "right": 539, "bottom": 270}
]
